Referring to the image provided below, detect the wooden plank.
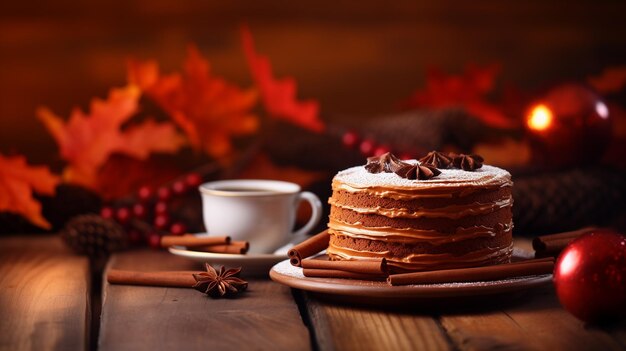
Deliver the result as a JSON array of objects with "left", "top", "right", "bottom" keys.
[
  {"left": 99, "top": 250, "right": 310, "bottom": 351},
  {"left": 607, "top": 320, "right": 626, "bottom": 348},
  {"left": 0, "top": 235, "right": 90, "bottom": 351},
  {"left": 440, "top": 285, "right": 624, "bottom": 350},
  {"left": 302, "top": 293, "right": 452, "bottom": 351}
]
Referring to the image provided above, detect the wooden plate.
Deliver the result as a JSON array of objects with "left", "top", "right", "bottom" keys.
[{"left": 269, "top": 248, "right": 552, "bottom": 305}]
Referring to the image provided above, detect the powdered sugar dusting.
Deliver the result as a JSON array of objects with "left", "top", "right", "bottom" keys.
[{"left": 335, "top": 161, "right": 511, "bottom": 189}]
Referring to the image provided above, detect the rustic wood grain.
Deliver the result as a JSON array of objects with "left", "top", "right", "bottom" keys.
[
  {"left": 0, "top": 235, "right": 90, "bottom": 351},
  {"left": 99, "top": 250, "right": 310, "bottom": 351},
  {"left": 439, "top": 238, "right": 624, "bottom": 350},
  {"left": 440, "top": 285, "right": 624, "bottom": 351},
  {"left": 302, "top": 293, "right": 452, "bottom": 351}
]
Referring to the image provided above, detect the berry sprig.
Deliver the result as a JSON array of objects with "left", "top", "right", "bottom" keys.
[
  {"left": 100, "top": 171, "right": 203, "bottom": 249},
  {"left": 341, "top": 129, "right": 416, "bottom": 160}
]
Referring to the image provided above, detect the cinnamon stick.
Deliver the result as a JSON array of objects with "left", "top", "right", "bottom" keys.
[
  {"left": 192, "top": 241, "right": 250, "bottom": 254},
  {"left": 288, "top": 230, "right": 330, "bottom": 266},
  {"left": 532, "top": 227, "right": 597, "bottom": 257},
  {"left": 303, "top": 268, "right": 387, "bottom": 281},
  {"left": 107, "top": 270, "right": 199, "bottom": 288},
  {"left": 387, "top": 258, "right": 554, "bottom": 286},
  {"left": 301, "top": 258, "right": 387, "bottom": 275},
  {"left": 160, "top": 235, "right": 231, "bottom": 248}
]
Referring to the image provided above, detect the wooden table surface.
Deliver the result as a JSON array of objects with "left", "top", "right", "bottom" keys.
[{"left": 1, "top": 235, "right": 625, "bottom": 351}]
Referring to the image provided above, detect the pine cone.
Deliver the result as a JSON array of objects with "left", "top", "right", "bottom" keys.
[{"left": 61, "top": 214, "right": 128, "bottom": 257}]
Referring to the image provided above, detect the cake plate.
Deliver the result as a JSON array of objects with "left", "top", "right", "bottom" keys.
[{"left": 269, "top": 248, "right": 552, "bottom": 306}]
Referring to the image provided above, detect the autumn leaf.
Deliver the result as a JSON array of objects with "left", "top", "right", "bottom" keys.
[
  {"left": 241, "top": 25, "right": 325, "bottom": 133},
  {"left": 400, "top": 64, "right": 516, "bottom": 129},
  {"left": 37, "top": 85, "right": 186, "bottom": 190},
  {"left": 0, "top": 154, "right": 60, "bottom": 229},
  {"left": 118, "top": 119, "right": 187, "bottom": 159},
  {"left": 128, "top": 45, "right": 259, "bottom": 159}
]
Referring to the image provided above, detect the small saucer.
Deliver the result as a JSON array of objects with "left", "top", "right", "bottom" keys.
[
  {"left": 167, "top": 233, "right": 307, "bottom": 277},
  {"left": 168, "top": 247, "right": 286, "bottom": 277}
]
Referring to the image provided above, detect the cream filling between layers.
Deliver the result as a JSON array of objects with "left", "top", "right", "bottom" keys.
[
  {"left": 327, "top": 241, "right": 513, "bottom": 271},
  {"left": 332, "top": 179, "right": 513, "bottom": 201},
  {"left": 328, "top": 195, "right": 512, "bottom": 219},
  {"left": 328, "top": 218, "right": 512, "bottom": 245}
]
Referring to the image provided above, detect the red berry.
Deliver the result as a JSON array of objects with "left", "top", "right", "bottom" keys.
[
  {"left": 115, "top": 207, "right": 131, "bottom": 224},
  {"left": 155, "top": 201, "right": 168, "bottom": 215},
  {"left": 359, "top": 139, "right": 376, "bottom": 156},
  {"left": 172, "top": 181, "right": 187, "bottom": 195},
  {"left": 138, "top": 186, "right": 153, "bottom": 202},
  {"left": 147, "top": 232, "right": 161, "bottom": 249},
  {"left": 100, "top": 206, "right": 114, "bottom": 219},
  {"left": 157, "top": 187, "right": 171, "bottom": 201},
  {"left": 185, "top": 173, "right": 202, "bottom": 187},
  {"left": 154, "top": 214, "right": 170, "bottom": 230},
  {"left": 132, "top": 203, "right": 147, "bottom": 218},
  {"left": 170, "top": 222, "right": 187, "bottom": 236},
  {"left": 342, "top": 131, "right": 360, "bottom": 148},
  {"left": 373, "top": 145, "right": 390, "bottom": 157}
]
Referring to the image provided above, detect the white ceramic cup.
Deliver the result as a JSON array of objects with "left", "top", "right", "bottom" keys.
[{"left": 199, "top": 179, "right": 323, "bottom": 254}]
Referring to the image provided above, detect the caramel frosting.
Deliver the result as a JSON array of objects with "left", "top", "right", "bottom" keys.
[
  {"left": 328, "top": 195, "right": 512, "bottom": 220},
  {"left": 328, "top": 219, "right": 512, "bottom": 245}
]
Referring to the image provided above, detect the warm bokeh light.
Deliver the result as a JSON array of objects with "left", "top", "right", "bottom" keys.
[{"left": 527, "top": 104, "right": 553, "bottom": 131}]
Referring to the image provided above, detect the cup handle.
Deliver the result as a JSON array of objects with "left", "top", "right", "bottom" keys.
[{"left": 292, "top": 191, "right": 323, "bottom": 237}]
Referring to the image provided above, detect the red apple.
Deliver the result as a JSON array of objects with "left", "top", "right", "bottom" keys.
[{"left": 553, "top": 230, "right": 626, "bottom": 323}]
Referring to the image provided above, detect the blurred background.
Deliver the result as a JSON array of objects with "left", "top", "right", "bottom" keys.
[
  {"left": 1, "top": 1, "right": 626, "bottom": 248},
  {"left": 3, "top": 1, "right": 626, "bottom": 161}
]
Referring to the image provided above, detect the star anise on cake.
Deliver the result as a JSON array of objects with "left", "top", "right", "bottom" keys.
[
  {"left": 418, "top": 151, "right": 454, "bottom": 169},
  {"left": 452, "top": 153, "right": 484, "bottom": 171},
  {"left": 364, "top": 152, "right": 408, "bottom": 173},
  {"left": 192, "top": 263, "right": 248, "bottom": 298},
  {"left": 394, "top": 163, "right": 441, "bottom": 180}
]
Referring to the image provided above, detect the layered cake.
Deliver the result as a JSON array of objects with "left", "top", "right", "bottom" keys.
[{"left": 327, "top": 152, "right": 513, "bottom": 272}]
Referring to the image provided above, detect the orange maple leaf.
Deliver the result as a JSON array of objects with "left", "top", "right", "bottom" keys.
[
  {"left": 128, "top": 45, "right": 259, "bottom": 159},
  {"left": 37, "top": 85, "right": 186, "bottom": 189},
  {"left": 0, "top": 154, "right": 60, "bottom": 229},
  {"left": 241, "top": 25, "right": 325, "bottom": 133},
  {"left": 400, "top": 64, "right": 516, "bottom": 129}
]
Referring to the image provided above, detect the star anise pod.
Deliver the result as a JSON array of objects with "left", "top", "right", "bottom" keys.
[
  {"left": 453, "top": 154, "right": 484, "bottom": 171},
  {"left": 418, "top": 151, "right": 454, "bottom": 169},
  {"left": 192, "top": 263, "right": 248, "bottom": 298},
  {"left": 364, "top": 152, "right": 409, "bottom": 173},
  {"left": 394, "top": 163, "right": 441, "bottom": 180}
]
